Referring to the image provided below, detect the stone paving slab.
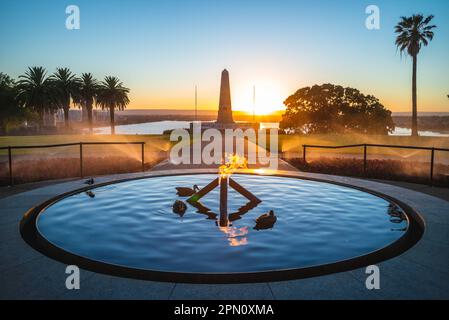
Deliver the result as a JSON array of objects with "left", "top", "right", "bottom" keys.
[
  {"left": 424, "top": 223, "right": 449, "bottom": 245},
  {"left": 0, "top": 255, "right": 94, "bottom": 300},
  {"left": 0, "top": 169, "right": 448, "bottom": 299},
  {"left": 60, "top": 273, "right": 175, "bottom": 300},
  {"left": 0, "top": 230, "right": 43, "bottom": 272},
  {"left": 170, "top": 283, "right": 275, "bottom": 300},
  {"left": 269, "top": 271, "right": 381, "bottom": 300},
  {"left": 349, "top": 255, "right": 449, "bottom": 299},
  {"left": 398, "top": 239, "right": 449, "bottom": 276}
]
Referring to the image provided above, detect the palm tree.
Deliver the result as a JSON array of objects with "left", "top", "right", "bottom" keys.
[
  {"left": 75, "top": 73, "right": 99, "bottom": 133},
  {"left": 17, "top": 66, "right": 54, "bottom": 129},
  {"left": 97, "top": 76, "right": 130, "bottom": 134},
  {"left": 49, "top": 68, "right": 81, "bottom": 130},
  {"left": 0, "top": 73, "right": 20, "bottom": 133},
  {"left": 395, "top": 14, "right": 436, "bottom": 136}
]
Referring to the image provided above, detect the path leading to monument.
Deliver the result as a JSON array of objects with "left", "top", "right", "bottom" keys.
[
  {"left": 152, "top": 138, "right": 298, "bottom": 171},
  {"left": 152, "top": 157, "right": 297, "bottom": 171}
]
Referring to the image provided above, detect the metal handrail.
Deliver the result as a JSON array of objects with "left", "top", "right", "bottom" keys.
[
  {"left": 303, "top": 143, "right": 449, "bottom": 152},
  {"left": 301, "top": 143, "right": 449, "bottom": 185},
  {"left": 2, "top": 141, "right": 146, "bottom": 186},
  {"left": 0, "top": 141, "right": 144, "bottom": 150}
]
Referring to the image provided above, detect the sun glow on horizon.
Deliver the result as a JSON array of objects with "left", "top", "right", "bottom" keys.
[{"left": 232, "top": 81, "right": 286, "bottom": 115}]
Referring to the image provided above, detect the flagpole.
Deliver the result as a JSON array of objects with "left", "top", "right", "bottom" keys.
[
  {"left": 195, "top": 85, "right": 198, "bottom": 122},
  {"left": 253, "top": 85, "right": 256, "bottom": 122}
]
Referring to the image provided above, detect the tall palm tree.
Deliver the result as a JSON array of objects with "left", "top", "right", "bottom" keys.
[
  {"left": 17, "top": 66, "right": 54, "bottom": 129},
  {"left": 97, "top": 76, "right": 130, "bottom": 134},
  {"left": 0, "top": 73, "right": 20, "bottom": 133},
  {"left": 395, "top": 14, "right": 436, "bottom": 136},
  {"left": 50, "top": 68, "right": 81, "bottom": 130},
  {"left": 75, "top": 73, "right": 99, "bottom": 133}
]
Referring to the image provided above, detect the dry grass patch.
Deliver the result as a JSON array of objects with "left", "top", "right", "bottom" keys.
[
  {"left": 0, "top": 155, "right": 164, "bottom": 185},
  {"left": 286, "top": 157, "right": 449, "bottom": 187}
]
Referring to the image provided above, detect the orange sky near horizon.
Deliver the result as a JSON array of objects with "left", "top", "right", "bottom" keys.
[
  {"left": 127, "top": 81, "right": 448, "bottom": 115},
  {"left": 129, "top": 78, "right": 289, "bottom": 115}
]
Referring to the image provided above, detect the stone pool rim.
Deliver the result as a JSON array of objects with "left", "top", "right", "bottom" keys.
[{"left": 20, "top": 171, "right": 425, "bottom": 284}]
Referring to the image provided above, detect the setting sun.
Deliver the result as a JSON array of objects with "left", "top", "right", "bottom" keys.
[{"left": 233, "top": 81, "right": 286, "bottom": 115}]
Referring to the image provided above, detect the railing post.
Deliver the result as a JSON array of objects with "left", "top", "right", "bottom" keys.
[
  {"left": 363, "top": 144, "right": 367, "bottom": 177},
  {"left": 8, "top": 146, "right": 13, "bottom": 186},
  {"left": 79, "top": 143, "right": 83, "bottom": 178},
  {"left": 141, "top": 143, "right": 145, "bottom": 172},
  {"left": 430, "top": 147, "right": 435, "bottom": 186},
  {"left": 303, "top": 145, "right": 307, "bottom": 165}
]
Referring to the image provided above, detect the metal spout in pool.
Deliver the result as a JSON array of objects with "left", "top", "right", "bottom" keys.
[
  {"left": 188, "top": 174, "right": 262, "bottom": 227},
  {"left": 187, "top": 154, "right": 261, "bottom": 226},
  {"left": 219, "top": 176, "right": 228, "bottom": 227}
]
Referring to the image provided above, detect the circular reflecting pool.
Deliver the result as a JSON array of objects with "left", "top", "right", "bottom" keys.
[{"left": 32, "top": 174, "right": 413, "bottom": 278}]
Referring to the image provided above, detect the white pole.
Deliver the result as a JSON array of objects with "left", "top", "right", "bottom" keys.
[
  {"left": 253, "top": 85, "right": 256, "bottom": 122},
  {"left": 195, "top": 85, "right": 198, "bottom": 122}
]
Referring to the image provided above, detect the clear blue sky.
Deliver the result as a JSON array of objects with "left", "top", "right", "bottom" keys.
[{"left": 1, "top": 0, "right": 448, "bottom": 113}]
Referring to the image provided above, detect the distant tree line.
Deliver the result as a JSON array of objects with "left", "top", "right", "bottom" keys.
[{"left": 0, "top": 67, "right": 130, "bottom": 134}]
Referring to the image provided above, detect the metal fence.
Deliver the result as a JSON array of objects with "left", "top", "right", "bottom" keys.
[
  {"left": 302, "top": 143, "right": 449, "bottom": 185},
  {"left": 1, "top": 141, "right": 145, "bottom": 186}
]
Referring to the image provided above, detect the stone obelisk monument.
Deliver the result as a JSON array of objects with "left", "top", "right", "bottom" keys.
[
  {"left": 216, "top": 69, "right": 234, "bottom": 124},
  {"left": 199, "top": 69, "right": 258, "bottom": 131}
]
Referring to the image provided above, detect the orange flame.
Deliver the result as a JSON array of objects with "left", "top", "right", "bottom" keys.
[{"left": 219, "top": 154, "right": 248, "bottom": 178}]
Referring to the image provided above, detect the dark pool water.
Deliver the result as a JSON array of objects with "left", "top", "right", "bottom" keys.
[{"left": 37, "top": 174, "right": 408, "bottom": 273}]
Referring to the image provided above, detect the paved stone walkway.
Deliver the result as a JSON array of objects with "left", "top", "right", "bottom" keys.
[{"left": 1, "top": 168, "right": 448, "bottom": 299}]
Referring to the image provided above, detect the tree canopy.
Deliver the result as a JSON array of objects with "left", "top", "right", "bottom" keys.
[
  {"left": 16, "top": 67, "right": 55, "bottom": 126},
  {"left": 96, "top": 76, "right": 130, "bottom": 134},
  {"left": 0, "top": 72, "right": 34, "bottom": 133},
  {"left": 395, "top": 14, "right": 436, "bottom": 58},
  {"left": 280, "top": 84, "right": 395, "bottom": 135},
  {"left": 49, "top": 67, "right": 81, "bottom": 128}
]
